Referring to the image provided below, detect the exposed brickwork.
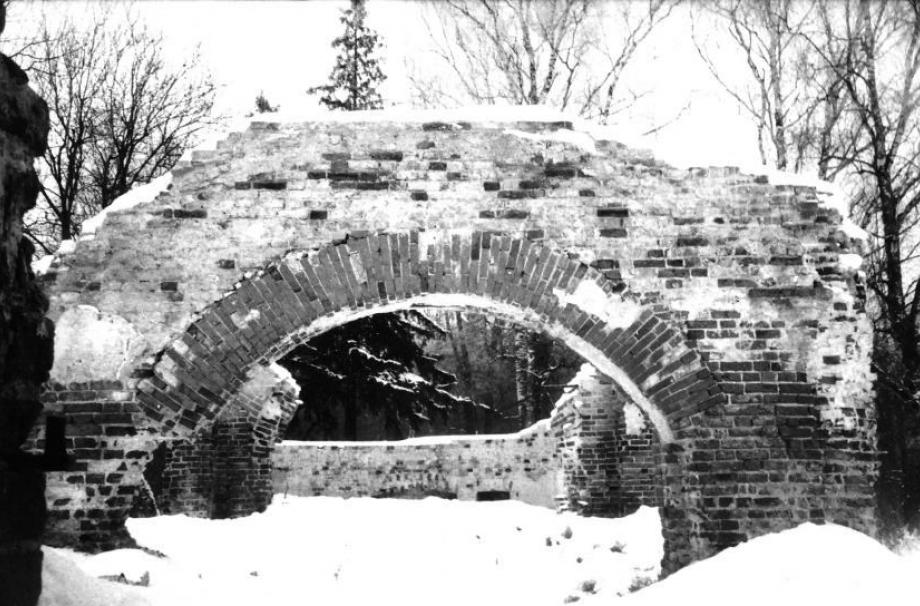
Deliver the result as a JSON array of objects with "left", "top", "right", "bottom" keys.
[
  {"left": 612, "top": 402, "right": 661, "bottom": 515},
  {"left": 152, "top": 364, "right": 299, "bottom": 518},
  {"left": 36, "top": 115, "right": 876, "bottom": 574},
  {"left": 136, "top": 233, "right": 717, "bottom": 438},
  {"left": 551, "top": 365, "right": 661, "bottom": 517},
  {"left": 273, "top": 421, "right": 558, "bottom": 506},
  {"left": 24, "top": 382, "right": 153, "bottom": 551}
]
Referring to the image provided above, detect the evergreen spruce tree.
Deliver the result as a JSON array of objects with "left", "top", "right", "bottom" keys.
[
  {"left": 254, "top": 91, "right": 278, "bottom": 113},
  {"left": 281, "top": 311, "right": 485, "bottom": 441},
  {"left": 292, "top": 1, "right": 475, "bottom": 441},
  {"left": 308, "top": 0, "right": 385, "bottom": 111}
]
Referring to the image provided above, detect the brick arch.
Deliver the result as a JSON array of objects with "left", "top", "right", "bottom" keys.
[{"left": 136, "top": 230, "right": 722, "bottom": 441}]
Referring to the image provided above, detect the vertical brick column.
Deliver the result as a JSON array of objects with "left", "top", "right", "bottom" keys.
[
  {"left": 27, "top": 382, "right": 155, "bottom": 551},
  {"left": 551, "top": 364, "right": 624, "bottom": 515},
  {"left": 550, "top": 364, "right": 663, "bottom": 517},
  {"left": 153, "top": 365, "right": 300, "bottom": 518},
  {"left": 612, "top": 402, "right": 662, "bottom": 515}
]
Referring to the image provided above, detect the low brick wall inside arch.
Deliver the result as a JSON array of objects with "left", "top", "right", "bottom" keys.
[
  {"left": 149, "top": 364, "right": 661, "bottom": 519},
  {"left": 272, "top": 421, "right": 560, "bottom": 507}
]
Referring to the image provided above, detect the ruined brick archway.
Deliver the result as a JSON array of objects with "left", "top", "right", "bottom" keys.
[
  {"left": 139, "top": 231, "right": 719, "bottom": 443},
  {"left": 32, "top": 111, "right": 877, "bottom": 573}
]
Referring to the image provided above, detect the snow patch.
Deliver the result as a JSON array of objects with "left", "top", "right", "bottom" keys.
[
  {"left": 623, "top": 402, "right": 646, "bottom": 436},
  {"left": 615, "top": 522, "right": 915, "bottom": 605},
  {"left": 230, "top": 308, "right": 261, "bottom": 328},
  {"left": 504, "top": 127, "right": 597, "bottom": 154},
  {"left": 115, "top": 496, "right": 663, "bottom": 606},
  {"left": 81, "top": 173, "right": 173, "bottom": 236},
  {"left": 239, "top": 363, "right": 293, "bottom": 409},
  {"left": 400, "top": 371, "right": 425, "bottom": 384},
  {"left": 282, "top": 418, "right": 550, "bottom": 449},
  {"left": 40, "top": 547, "right": 149, "bottom": 606},
  {"left": 32, "top": 254, "right": 54, "bottom": 276},
  {"left": 554, "top": 280, "right": 641, "bottom": 329},
  {"left": 838, "top": 253, "right": 863, "bottom": 271},
  {"left": 57, "top": 238, "right": 77, "bottom": 255}
]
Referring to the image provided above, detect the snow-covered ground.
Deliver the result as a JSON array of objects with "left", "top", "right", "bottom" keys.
[{"left": 41, "top": 495, "right": 920, "bottom": 606}]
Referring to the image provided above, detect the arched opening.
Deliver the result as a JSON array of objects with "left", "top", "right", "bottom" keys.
[
  {"left": 147, "top": 302, "right": 665, "bottom": 518},
  {"left": 277, "top": 308, "right": 584, "bottom": 442},
  {"left": 129, "top": 229, "right": 712, "bottom": 570},
  {"left": 26, "top": 105, "right": 878, "bottom": 585}
]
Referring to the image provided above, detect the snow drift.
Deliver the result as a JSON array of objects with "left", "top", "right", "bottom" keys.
[
  {"left": 39, "top": 496, "right": 918, "bottom": 606},
  {"left": 611, "top": 522, "right": 918, "bottom": 606}
]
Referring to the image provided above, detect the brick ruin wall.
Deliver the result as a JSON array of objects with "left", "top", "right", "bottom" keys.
[
  {"left": 272, "top": 421, "right": 560, "bottom": 507},
  {"left": 150, "top": 362, "right": 659, "bottom": 518},
  {"left": 28, "top": 114, "right": 876, "bottom": 573},
  {"left": 150, "top": 363, "right": 299, "bottom": 518},
  {"left": 553, "top": 364, "right": 662, "bottom": 517}
]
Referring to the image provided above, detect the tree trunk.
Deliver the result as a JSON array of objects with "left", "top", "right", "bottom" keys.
[
  {"left": 529, "top": 333, "right": 553, "bottom": 421},
  {"left": 513, "top": 328, "right": 533, "bottom": 429},
  {"left": 60, "top": 211, "right": 72, "bottom": 242},
  {"left": 448, "top": 312, "right": 477, "bottom": 433},
  {"left": 345, "top": 350, "right": 359, "bottom": 440}
]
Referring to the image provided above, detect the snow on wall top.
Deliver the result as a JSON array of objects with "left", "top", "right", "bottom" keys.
[
  {"left": 81, "top": 173, "right": 173, "bottom": 236},
  {"left": 31, "top": 174, "right": 173, "bottom": 276},
  {"left": 32, "top": 102, "right": 867, "bottom": 277},
  {"left": 193, "top": 103, "right": 865, "bottom": 238},
  {"left": 279, "top": 418, "right": 551, "bottom": 449}
]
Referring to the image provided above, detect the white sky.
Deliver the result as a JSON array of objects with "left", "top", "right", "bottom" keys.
[{"left": 4, "top": 0, "right": 764, "bottom": 168}]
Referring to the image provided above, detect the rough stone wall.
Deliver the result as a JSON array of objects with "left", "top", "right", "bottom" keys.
[
  {"left": 0, "top": 46, "right": 51, "bottom": 606},
  {"left": 35, "top": 113, "right": 875, "bottom": 573},
  {"left": 272, "top": 420, "right": 559, "bottom": 507}
]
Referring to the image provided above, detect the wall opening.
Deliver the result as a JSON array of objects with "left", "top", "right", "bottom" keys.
[
  {"left": 277, "top": 309, "right": 583, "bottom": 441},
  {"left": 476, "top": 490, "right": 511, "bottom": 501},
  {"left": 150, "top": 300, "right": 666, "bottom": 524}
]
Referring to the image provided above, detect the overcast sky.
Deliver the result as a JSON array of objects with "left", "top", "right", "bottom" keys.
[{"left": 4, "top": 0, "right": 764, "bottom": 169}]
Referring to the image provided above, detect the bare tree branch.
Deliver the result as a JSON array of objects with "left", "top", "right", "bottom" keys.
[
  {"left": 410, "top": 0, "right": 675, "bottom": 122},
  {"left": 16, "top": 8, "right": 217, "bottom": 254}
]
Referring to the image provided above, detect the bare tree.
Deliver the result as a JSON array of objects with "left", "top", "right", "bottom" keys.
[
  {"left": 693, "top": 0, "right": 920, "bottom": 533},
  {"left": 692, "top": 0, "right": 860, "bottom": 178},
  {"left": 88, "top": 21, "right": 217, "bottom": 210},
  {"left": 21, "top": 17, "right": 108, "bottom": 251},
  {"left": 410, "top": 0, "right": 677, "bottom": 122},
  {"left": 17, "top": 11, "right": 216, "bottom": 254},
  {"left": 809, "top": 0, "right": 920, "bottom": 385},
  {"left": 795, "top": 0, "right": 920, "bottom": 533}
]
